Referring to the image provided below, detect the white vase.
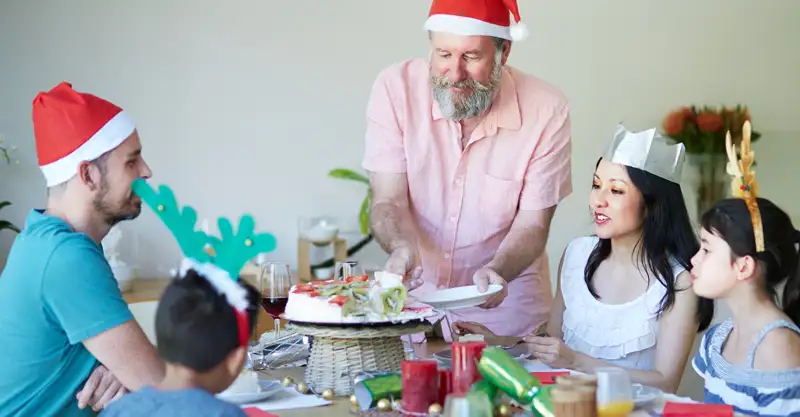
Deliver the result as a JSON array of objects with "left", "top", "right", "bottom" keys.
[{"left": 111, "top": 263, "right": 134, "bottom": 292}]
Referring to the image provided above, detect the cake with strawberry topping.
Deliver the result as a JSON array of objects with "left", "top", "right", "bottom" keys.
[{"left": 283, "top": 271, "right": 433, "bottom": 324}]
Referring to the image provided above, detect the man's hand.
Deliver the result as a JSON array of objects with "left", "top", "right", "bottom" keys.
[
  {"left": 473, "top": 267, "right": 508, "bottom": 309},
  {"left": 76, "top": 365, "right": 127, "bottom": 412},
  {"left": 385, "top": 244, "right": 423, "bottom": 291}
]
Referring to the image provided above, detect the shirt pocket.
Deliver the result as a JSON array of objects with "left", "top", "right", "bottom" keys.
[{"left": 479, "top": 174, "right": 523, "bottom": 239}]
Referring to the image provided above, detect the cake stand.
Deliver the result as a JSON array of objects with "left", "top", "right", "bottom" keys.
[{"left": 284, "top": 319, "right": 433, "bottom": 396}]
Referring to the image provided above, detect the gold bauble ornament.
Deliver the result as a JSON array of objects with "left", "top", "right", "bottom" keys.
[
  {"left": 349, "top": 394, "right": 359, "bottom": 406},
  {"left": 295, "top": 382, "right": 310, "bottom": 394},
  {"left": 281, "top": 376, "right": 294, "bottom": 387},
  {"left": 322, "top": 389, "right": 335, "bottom": 400},
  {"left": 495, "top": 403, "right": 511, "bottom": 417},
  {"left": 428, "top": 403, "right": 443, "bottom": 414},
  {"left": 376, "top": 398, "right": 392, "bottom": 411}
]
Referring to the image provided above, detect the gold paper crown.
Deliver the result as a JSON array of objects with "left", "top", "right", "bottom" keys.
[{"left": 725, "top": 120, "right": 764, "bottom": 252}]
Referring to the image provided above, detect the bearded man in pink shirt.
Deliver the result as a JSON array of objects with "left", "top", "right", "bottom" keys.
[{"left": 362, "top": 0, "right": 573, "bottom": 340}]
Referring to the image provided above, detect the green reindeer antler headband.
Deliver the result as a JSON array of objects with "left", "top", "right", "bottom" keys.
[{"left": 131, "top": 178, "right": 277, "bottom": 313}]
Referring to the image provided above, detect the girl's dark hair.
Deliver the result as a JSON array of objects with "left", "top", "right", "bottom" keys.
[
  {"left": 155, "top": 269, "right": 260, "bottom": 372},
  {"left": 585, "top": 158, "right": 715, "bottom": 332},
  {"left": 701, "top": 197, "right": 800, "bottom": 325}
]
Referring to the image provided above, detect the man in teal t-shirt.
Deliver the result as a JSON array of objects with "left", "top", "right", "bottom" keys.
[{"left": 0, "top": 82, "right": 164, "bottom": 416}]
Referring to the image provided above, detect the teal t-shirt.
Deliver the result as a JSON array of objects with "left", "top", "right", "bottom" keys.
[{"left": 0, "top": 210, "right": 134, "bottom": 417}]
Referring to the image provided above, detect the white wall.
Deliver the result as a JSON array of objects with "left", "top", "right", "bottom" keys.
[{"left": 1, "top": 0, "right": 799, "bottom": 398}]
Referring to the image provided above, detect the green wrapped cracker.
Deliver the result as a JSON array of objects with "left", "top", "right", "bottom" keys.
[
  {"left": 352, "top": 373, "right": 402, "bottom": 410},
  {"left": 530, "top": 385, "right": 555, "bottom": 417},
  {"left": 476, "top": 347, "right": 542, "bottom": 405}
]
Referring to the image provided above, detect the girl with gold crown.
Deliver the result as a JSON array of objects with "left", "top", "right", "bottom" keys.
[
  {"left": 454, "top": 124, "right": 715, "bottom": 394},
  {"left": 690, "top": 122, "right": 800, "bottom": 416}
]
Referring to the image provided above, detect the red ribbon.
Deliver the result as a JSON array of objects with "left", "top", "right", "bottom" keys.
[{"left": 234, "top": 309, "right": 250, "bottom": 347}]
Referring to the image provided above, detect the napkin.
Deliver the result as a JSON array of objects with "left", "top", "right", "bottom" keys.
[
  {"left": 246, "top": 387, "right": 332, "bottom": 411},
  {"left": 244, "top": 408, "right": 279, "bottom": 417},
  {"left": 530, "top": 371, "right": 570, "bottom": 385},
  {"left": 663, "top": 401, "right": 733, "bottom": 416}
]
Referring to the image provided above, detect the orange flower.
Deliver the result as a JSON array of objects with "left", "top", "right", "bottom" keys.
[
  {"left": 697, "top": 111, "right": 724, "bottom": 133},
  {"left": 682, "top": 107, "right": 695, "bottom": 121},
  {"left": 663, "top": 110, "right": 686, "bottom": 136}
]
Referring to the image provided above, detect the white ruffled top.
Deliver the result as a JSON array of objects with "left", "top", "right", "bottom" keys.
[{"left": 560, "top": 236, "right": 683, "bottom": 371}]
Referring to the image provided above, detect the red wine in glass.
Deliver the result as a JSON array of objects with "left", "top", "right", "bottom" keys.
[{"left": 261, "top": 296, "right": 288, "bottom": 319}]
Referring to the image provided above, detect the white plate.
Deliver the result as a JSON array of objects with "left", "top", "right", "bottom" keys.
[
  {"left": 217, "top": 380, "right": 284, "bottom": 404},
  {"left": 632, "top": 383, "right": 662, "bottom": 407},
  {"left": 416, "top": 285, "right": 503, "bottom": 310}
]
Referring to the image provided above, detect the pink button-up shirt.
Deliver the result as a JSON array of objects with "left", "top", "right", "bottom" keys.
[{"left": 362, "top": 58, "right": 572, "bottom": 340}]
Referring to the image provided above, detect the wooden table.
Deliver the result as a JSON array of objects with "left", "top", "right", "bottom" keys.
[
  {"left": 255, "top": 341, "right": 447, "bottom": 416},
  {"left": 252, "top": 344, "right": 713, "bottom": 417}
]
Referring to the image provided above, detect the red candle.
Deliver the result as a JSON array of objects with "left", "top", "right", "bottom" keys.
[
  {"left": 451, "top": 341, "right": 487, "bottom": 394},
  {"left": 437, "top": 368, "right": 452, "bottom": 405},
  {"left": 401, "top": 360, "right": 439, "bottom": 413}
]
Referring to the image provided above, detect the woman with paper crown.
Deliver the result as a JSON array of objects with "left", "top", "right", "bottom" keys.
[
  {"left": 690, "top": 122, "right": 800, "bottom": 416},
  {"left": 364, "top": 0, "right": 573, "bottom": 343},
  {"left": 454, "top": 124, "right": 715, "bottom": 393}
]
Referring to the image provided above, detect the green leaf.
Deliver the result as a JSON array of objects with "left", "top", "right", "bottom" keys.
[
  {"left": 0, "top": 201, "right": 10, "bottom": 211},
  {"left": 131, "top": 178, "right": 211, "bottom": 263},
  {"left": 0, "top": 220, "right": 20, "bottom": 233},
  {"left": 329, "top": 168, "right": 370, "bottom": 185},
  {"left": 359, "top": 190, "right": 372, "bottom": 235}
]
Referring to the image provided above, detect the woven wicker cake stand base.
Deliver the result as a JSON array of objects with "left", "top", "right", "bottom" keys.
[{"left": 285, "top": 321, "right": 433, "bottom": 397}]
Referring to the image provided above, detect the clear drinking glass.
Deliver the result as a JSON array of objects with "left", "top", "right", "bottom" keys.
[
  {"left": 442, "top": 391, "right": 494, "bottom": 417},
  {"left": 595, "top": 367, "right": 634, "bottom": 417},
  {"left": 333, "top": 260, "right": 364, "bottom": 281},
  {"left": 259, "top": 262, "right": 293, "bottom": 342}
]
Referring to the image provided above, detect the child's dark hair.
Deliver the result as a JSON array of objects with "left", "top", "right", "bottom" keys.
[
  {"left": 155, "top": 269, "right": 260, "bottom": 372},
  {"left": 586, "top": 159, "right": 715, "bottom": 332},
  {"left": 701, "top": 197, "right": 800, "bottom": 325}
]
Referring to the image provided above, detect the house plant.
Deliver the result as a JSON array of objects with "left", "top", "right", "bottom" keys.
[
  {"left": 661, "top": 105, "right": 761, "bottom": 219},
  {"left": 0, "top": 136, "right": 20, "bottom": 234},
  {"left": 309, "top": 168, "right": 374, "bottom": 273}
]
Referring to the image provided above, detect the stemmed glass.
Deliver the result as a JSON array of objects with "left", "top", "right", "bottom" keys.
[
  {"left": 259, "top": 262, "right": 293, "bottom": 342},
  {"left": 334, "top": 260, "right": 364, "bottom": 280}
]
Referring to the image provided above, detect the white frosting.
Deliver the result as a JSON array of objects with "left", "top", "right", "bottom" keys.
[
  {"left": 283, "top": 273, "right": 434, "bottom": 324},
  {"left": 375, "top": 271, "right": 404, "bottom": 289}
]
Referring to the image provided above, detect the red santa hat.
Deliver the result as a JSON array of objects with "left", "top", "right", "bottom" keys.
[
  {"left": 32, "top": 82, "right": 136, "bottom": 187},
  {"left": 424, "top": 0, "right": 529, "bottom": 42}
]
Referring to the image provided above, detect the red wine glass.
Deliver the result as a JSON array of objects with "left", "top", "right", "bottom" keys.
[{"left": 260, "top": 262, "right": 292, "bottom": 342}]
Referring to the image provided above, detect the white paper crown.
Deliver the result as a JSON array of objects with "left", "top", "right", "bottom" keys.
[{"left": 603, "top": 124, "right": 686, "bottom": 184}]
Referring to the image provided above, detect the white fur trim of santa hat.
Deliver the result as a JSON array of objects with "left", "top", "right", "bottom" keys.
[{"left": 39, "top": 111, "right": 135, "bottom": 187}]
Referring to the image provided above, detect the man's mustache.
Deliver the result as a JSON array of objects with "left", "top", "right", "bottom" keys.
[{"left": 431, "top": 76, "right": 494, "bottom": 92}]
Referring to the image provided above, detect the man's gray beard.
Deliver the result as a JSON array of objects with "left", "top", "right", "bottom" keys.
[
  {"left": 93, "top": 176, "right": 141, "bottom": 228},
  {"left": 431, "top": 56, "right": 503, "bottom": 121}
]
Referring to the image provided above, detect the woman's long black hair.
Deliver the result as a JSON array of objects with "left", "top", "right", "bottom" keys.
[
  {"left": 701, "top": 197, "right": 800, "bottom": 325},
  {"left": 584, "top": 158, "right": 715, "bottom": 332}
]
